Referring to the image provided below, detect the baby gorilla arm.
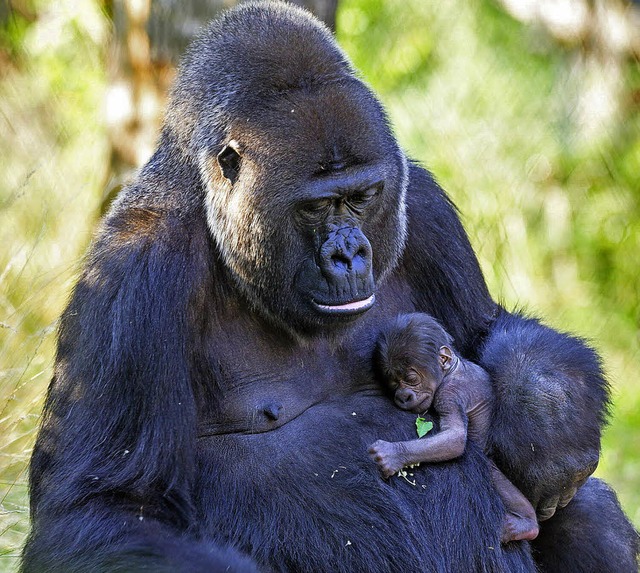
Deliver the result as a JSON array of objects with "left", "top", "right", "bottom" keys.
[{"left": 369, "top": 403, "right": 468, "bottom": 478}]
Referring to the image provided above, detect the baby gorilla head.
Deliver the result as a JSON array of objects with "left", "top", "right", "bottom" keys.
[{"left": 377, "top": 313, "right": 456, "bottom": 413}]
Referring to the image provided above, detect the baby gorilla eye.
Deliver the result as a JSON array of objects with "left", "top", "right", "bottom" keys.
[
  {"left": 405, "top": 369, "right": 427, "bottom": 387},
  {"left": 405, "top": 373, "right": 419, "bottom": 385}
]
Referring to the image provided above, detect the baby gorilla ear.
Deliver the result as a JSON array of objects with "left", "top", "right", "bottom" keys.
[
  {"left": 439, "top": 346, "right": 453, "bottom": 370},
  {"left": 217, "top": 140, "right": 242, "bottom": 184}
]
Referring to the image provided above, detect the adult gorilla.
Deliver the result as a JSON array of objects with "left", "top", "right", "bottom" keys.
[{"left": 23, "top": 2, "right": 639, "bottom": 572}]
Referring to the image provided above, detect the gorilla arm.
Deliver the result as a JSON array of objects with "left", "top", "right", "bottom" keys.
[
  {"left": 401, "top": 163, "right": 607, "bottom": 519},
  {"left": 23, "top": 196, "right": 257, "bottom": 573},
  {"left": 478, "top": 311, "right": 605, "bottom": 520}
]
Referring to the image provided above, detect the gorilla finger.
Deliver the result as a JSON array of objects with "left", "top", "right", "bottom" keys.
[
  {"left": 537, "top": 496, "right": 559, "bottom": 521},
  {"left": 537, "top": 507, "right": 556, "bottom": 521},
  {"left": 558, "top": 486, "right": 577, "bottom": 508}
]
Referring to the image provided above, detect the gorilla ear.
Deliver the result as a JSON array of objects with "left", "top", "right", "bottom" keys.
[
  {"left": 217, "top": 141, "right": 242, "bottom": 184},
  {"left": 439, "top": 346, "right": 453, "bottom": 371}
]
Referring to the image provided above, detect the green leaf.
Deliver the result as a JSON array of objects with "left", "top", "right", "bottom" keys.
[{"left": 415, "top": 417, "right": 433, "bottom": 438}]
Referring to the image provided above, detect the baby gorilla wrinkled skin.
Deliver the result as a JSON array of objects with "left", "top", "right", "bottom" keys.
[{"left": 369, "top": 313, "right": 539, "bottom": 543}]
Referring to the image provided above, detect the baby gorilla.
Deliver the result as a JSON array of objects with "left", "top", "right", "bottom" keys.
[{"left": 369, "top": 313, "right": 539, "bottom": 544}]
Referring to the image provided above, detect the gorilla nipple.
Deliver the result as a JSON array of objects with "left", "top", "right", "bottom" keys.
[{"left": 263, "top": 402, "right": 283, "bottom": 421}]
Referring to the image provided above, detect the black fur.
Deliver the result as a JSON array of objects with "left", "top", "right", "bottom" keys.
[
  {"left": 23, "top": 2, "right": 638, "bottom": 572},
  {"left": 479, "top": 310, "right": 608, "bottom": 513},
  {"left": 533, "top": 478, "right": 640, "bottom": 573}
]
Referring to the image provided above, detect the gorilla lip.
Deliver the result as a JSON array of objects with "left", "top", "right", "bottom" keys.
[{"left": 312, "top": 294, "right": 376, "bottom": 315}]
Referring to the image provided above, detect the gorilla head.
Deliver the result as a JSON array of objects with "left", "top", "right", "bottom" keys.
[{"left": 164, "top": 2, "right": 408, "bottom": 335}]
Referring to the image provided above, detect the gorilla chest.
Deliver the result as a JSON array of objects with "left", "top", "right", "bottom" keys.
[{"left": 196, "top": 321, "right": 379, "bottom": 436}]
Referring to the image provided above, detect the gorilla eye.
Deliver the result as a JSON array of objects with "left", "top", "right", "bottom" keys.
[
  {"left": 217, "top": 142, "right": 242, "bottom": 184},
  {"left": 299, "top": 199, "right": 331, "bottom": 220},
  {"left": 348, "top": 187, "right": 378, "bottom": 209},
  {"left": 406, "top": 371, "right": 421, "bottom": 385}
]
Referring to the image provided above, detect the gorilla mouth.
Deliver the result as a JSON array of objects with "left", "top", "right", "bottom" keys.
[{"left": 312, "top": 294, "right": 376, "bottom": 315}]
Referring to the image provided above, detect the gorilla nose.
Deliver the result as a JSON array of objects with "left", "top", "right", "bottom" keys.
[
  {"left": 319, "top": 227, "right": 372, "bottom": 280},
  {"left": 395, "top": 389, "right": 416, "bottom": 409}
]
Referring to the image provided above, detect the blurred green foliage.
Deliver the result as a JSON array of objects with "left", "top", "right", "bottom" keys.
[
  {"left": 0, "top": 1, "right": 108, "bottom": 568},
  {"left": 0, "top": 0, "right": 638, "bottom": 570}
]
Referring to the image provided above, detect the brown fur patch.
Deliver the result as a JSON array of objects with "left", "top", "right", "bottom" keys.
[{"left": 109, "top": 207, "right": 164, "bottom": 247}]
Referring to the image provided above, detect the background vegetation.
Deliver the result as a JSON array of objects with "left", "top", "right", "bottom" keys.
[{"left": 1, "top": 0, "right": 638, "bottom": 570}]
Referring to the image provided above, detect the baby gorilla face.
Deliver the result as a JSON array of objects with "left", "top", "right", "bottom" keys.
[{"left": 389, "top": 368, "right": 437, "bottom": 413}]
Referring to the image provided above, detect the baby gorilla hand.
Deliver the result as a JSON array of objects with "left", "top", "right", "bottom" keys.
[{"left": 368, "top": 440, "right": 405, "bottom": 479}]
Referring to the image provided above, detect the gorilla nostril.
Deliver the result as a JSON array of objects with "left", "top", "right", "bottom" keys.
[
  {"left": 331, "top": 252, "right": 351, "bottom": 269},
  {"left": 354, "top": 247, "right": 369, "bottom": 267}
]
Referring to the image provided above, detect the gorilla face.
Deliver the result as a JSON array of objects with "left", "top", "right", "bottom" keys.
[
  {"left": 200, "top": 81, "right": 407, "bottom": 335},
  {"left": 171, "top": 4, "right": 408, "bottom": 335}
]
